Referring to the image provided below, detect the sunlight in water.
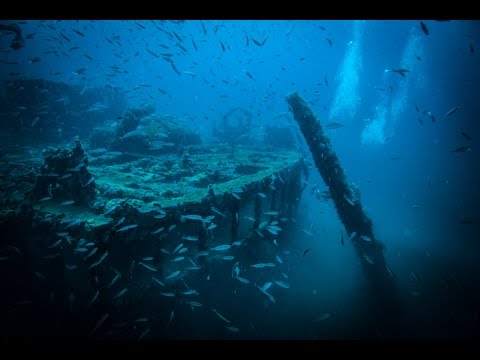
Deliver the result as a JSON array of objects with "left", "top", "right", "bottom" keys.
[
  {"left": 328, "top": 20, "right": 366, "bottom": 123},
  {"left": 362, "top": 29, "right": 425, "bottom": 145}
]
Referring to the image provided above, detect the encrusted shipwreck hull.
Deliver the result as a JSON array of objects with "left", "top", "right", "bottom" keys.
[
  {"left": 40, "top": 145, "right": 303, "bottom": 260},
  {"left": 0, "top": 139, "right": 306, "bottom": 335}
]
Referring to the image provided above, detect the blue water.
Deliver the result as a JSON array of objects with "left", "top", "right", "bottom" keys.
[{"left": 1, "top": 20, "right": 479, "bottom": 340}]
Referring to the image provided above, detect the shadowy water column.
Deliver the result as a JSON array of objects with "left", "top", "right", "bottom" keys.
[{"left": 286, "top": 92, "right": 406, "bottom": 337}]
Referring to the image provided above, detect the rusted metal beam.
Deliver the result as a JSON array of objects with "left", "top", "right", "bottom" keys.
[{"left": 286, "top": 92, "right": 405, "bottom": 335}]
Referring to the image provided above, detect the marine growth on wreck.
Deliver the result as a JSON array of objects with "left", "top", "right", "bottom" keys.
[{"left": 0, "top": 20, "right": 478, "bottom": 342}]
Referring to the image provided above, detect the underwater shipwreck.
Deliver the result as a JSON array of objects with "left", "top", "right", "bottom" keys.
[
  {"left": 1, "top": 79, "right": 322, "bottom": 340},
  {"left": 1, "top": 19, "right": 478, "bottom": 343},
  {"left": 0, "top": 74, "right": 427, "bottom": 342}
]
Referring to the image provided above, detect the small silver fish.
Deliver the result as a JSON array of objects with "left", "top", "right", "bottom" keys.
[
  {"left": 85, "top": 247, "right": 98, "bottom": 259},
  {"left": 153, "top": 277, "right": 165, "bottom": 286},
  {"left": 117, "top": 224, "right": 138, "bottom": 232},
  {"left": 89, "top": 251, "right": 108, "bottom": 270},
  {"left": 181, "top": 214, "right": 203, "bottom": 221},
  {"left": 64, "top": 219, "right": 82, "bottom": 229},
  {"left": 173, "top": 244, "right": 184, "bottom": 254},
  {"left": 268, "top": 225, "right": 282, "bottom": 231},
  {"left": 251, "top": 263, "right": 275, "bottom": 268},
  {"left": 444, "top": 106, "right": 460, "bottom": 117},
  {"left": 266, "top": 227, "right": 278, "bottom": 235},
  {"left": 225, "top": 325, "right": 240, "bottom": 332},
  {"left": 236, "top": 276, "right": 250, "bottom": 284},
  {"left": 231, "top": 192, "right": 241, "bottom": 200},
  {"left": 262, "top": 282, "right": 273, "bottom": 291},
  {"left": 166, "top": 270, "right": 181, "bottom": 280},
  {"left": 82, "top": 177, "right": 95, "bottom": 188},
  {"left": 138, "top": 328, "right": 150, "bottom": 341},
  {"left": 212, "top": 244, "right": 231, "bottom": 251},
  {"left": 232, "top": 262, "right": 240, "bottom": 278},
  {"left": 312, "top": 313, "right": 331, "bottom": 322},
  {"left": 207, "top": 223, "right": 217, "bottom": 231},
  {"left": 364, "top": 255, "right": 374, "bottom": 264},
  {"left": 274, "top": 280, "right": 290, "bottom": 289},
  {"left": 48, "top": 239, "right": 63, "bottom": 249},
  {"left": 89, "top": 313, "right": 109, "bottom": 336},
  {"left": 360, "top": 235, "right": 372, "bottom": 242},
  {"left": 181, "top": 289, "right": 199, "bottom": 296},
  {"left": 185, "top": 266, "right": 202, "bottom": 271},
  {"left": 186, "top": 301, "right": 202, "bottom": 307},
  {"left": 211, "top": 207, "right": 226, "bottom": 217},
  {"left": 257, "top": 286, "right": 276, "bottom": 304},
  {"left": 151, "top": 227, "right": 164, "bottom": 235},
  {"left": 167, "top": 310, "right": 175, "bottom": 327},
  {"left": 203, "top": 215, "right": 215, "bottom": 223},
  {"left": 212, "top": 308, "right": 231, "bottom": 324},
  {"left": 113, "top": 288, "right": 128, "bottom": 299},
  {"left": 104, "top": 205, "right": 117, "bottom": 215},
  {"left": 107, "top": 271, "right": 121, "bottom": 288},
  {"left": 89, "top": 290, "right": 100, "bottom": 305},
  {"left": 115, "top": 217, "right": 126, "bottom": 227},
  {"left": 139, "top": 262, "right": 159, "bottom": 272}
]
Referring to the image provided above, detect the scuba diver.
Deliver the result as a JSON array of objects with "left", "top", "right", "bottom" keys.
[{"left": 0, "top": 22, "right": 25, "bottom": 50}]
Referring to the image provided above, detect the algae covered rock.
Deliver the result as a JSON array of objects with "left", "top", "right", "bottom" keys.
[
  {"left": 141, "top": 114, "right": 201, "bottom": 148},
  {"left": 32, "top": 140, "right": 96, "bottom": 206},
  {"left": 108, "top": 106, "right": 201, "bottom": 154}
]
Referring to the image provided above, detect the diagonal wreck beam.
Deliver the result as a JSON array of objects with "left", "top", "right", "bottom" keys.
[{"left": 286, "top": 92, "right": 404, "bottom": 333}]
